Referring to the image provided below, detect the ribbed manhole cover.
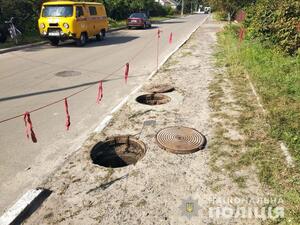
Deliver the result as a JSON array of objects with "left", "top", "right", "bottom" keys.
[
  {"left": 55, "top": 70, "right": 81, "bottom": 77},
  {"left": 90, "top": 136, "right": 146, "bottom": 168},
  {"left": 136, "top": 94, "right": 170, "bottom": 105},
  {"left": 156, "top": 126, "right": 206, "bottom": 154},
  {"left": 146, "top": 84, "right": 175, "bottom": 93}
]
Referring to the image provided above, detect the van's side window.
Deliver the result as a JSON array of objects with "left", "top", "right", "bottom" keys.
[
  {"left": 76, "top": 6, "right": 84, "bottom": 17},
  {"left": 89, "top": 6, "right": 97, "bottom": 16}
]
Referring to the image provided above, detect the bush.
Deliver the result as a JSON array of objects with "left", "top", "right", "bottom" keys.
[{"left": 245, "top": 0, "right": 300, "bottom": 55}]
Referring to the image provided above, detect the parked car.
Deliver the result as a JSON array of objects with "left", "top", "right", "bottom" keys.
[
  {"left": 127, "top": 13, "right": 151, "bottom": 29},
  {"left": 204, "top": 7, "right": 211, "bottom": 14},
  {"left": 38, "top": 1, "right": 108, "bottom": 46}
]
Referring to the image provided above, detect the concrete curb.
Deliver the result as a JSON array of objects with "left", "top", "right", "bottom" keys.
[
  {"left": 0, "top": 15, "right": 210, "bottom": 225},
  {"left": 0, "top": 189, "right": 51, "bottom": 225},
  {"left": 0, "top": 41, "right": 48, "bottom": 54}
]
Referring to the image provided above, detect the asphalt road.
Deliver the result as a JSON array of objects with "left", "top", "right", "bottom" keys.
[{"left": 0, "top": 14, "right": 208, "bottom": 213}]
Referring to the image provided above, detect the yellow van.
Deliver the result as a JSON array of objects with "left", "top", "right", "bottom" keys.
[{"left": 38, "top": 1, "right": 108, "bottom": 46}]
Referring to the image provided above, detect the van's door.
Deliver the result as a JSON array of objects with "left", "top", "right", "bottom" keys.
[
  {"left": 97, "top": 6, "right": 107, "bottom": 32},
  {"left": 75, "top": 5, "right": 87, "bottom": 38},
  {"left": 88, "top": 5, "right": 98, "bottom": 36}
]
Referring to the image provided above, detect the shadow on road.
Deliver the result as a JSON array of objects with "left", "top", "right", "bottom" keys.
[
  {"left": 153, "top": 21, "right": 186, "bottom": 25},
  {"left": 0, "top": 73, "right": 148, "bottom": 102},
  {"left": 22, "top": 35, "right": 139, "bottom": 52}
]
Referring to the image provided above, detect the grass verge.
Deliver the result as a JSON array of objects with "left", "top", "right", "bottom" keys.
[
  {"left": 0, "top": 32, "right": 42, "bottom": 49},
  {"left": 210, "top": 25, "right": 300, "bottom": 224}
]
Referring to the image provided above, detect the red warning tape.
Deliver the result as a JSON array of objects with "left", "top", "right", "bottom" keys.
[
  {"left": 169, "top": 32, "right": 173, "bottom": 44},
  {"left": 96, "top": 80, "right": 103, "bottom": 104},
  {"left": 64, "top": 98, "right": 71, "bottom": 131},
  {"left": 296, "top": 22, "right": 300, "bottom": 33},
  {"left": 0, "top": 29, "right": 165, "bottom": 145},
  {"left": 157, "top": 29, "right": 161, "bottom": 39},
  {"left": 125, "top": 63, "right": 129, "bottom": 83},
  {"left": 239, "top": 28, "right": 246, "bottom": 43},
  {"left": 24, "top": 112, "right": 37, "bottom": 143}
]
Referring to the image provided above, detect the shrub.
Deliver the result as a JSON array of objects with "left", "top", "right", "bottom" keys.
[{"left": 245, "top": 0, "right": 300, "bottom": 55}]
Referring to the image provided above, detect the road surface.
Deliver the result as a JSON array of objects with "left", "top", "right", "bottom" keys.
[{"left": 0, "top": 14, "right": 208, "bottom": 213}]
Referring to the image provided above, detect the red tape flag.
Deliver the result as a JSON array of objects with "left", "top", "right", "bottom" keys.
[
  {"left": 24, "top": 112, "right": 37, "bottom": 143},
  {"left": 125, "top": 63, "right": 129, "bottom": 83},
  {"left": 64, "top": 98, "right": 71, "bottom": 130},
  {"left": 297, "top": 22, "right": 300, "bottom": 33},
  {"left": 157, "top": 29, "right": 161, "bottom": 39},
  {"left": 169, "top": 32, "right": 173, "bottom": 44},
  {"left": 96, "top": 80, "right": 103, "bottom": 104},
  {"left": 239, "top": 28, "right": 246, "bottom": 43}
]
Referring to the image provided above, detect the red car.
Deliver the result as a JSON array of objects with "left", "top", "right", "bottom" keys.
[{"left": 127, "top": 13, "right": 152, "bottom": 29}]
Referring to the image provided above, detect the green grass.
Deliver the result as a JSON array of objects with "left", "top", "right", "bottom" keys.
[
  {"left": 223, "top": 25, "right": 300, "bottom": 164},
  {"left": 108, "top": 18, "right": 127, "bottom": 29},
  {"left": 0, "top": 32, "right": 42, "bottom": 49},
  {"left": 214, "top": 24, "right": 300, "bottom": 225}
]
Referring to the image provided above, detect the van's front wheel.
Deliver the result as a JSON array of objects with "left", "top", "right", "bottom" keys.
[
  {"left": 49, "top": 38, "right": 59, "bottom": 46},
  {"left": 76, "top": 33, "right": 87, "bottom": 47}
]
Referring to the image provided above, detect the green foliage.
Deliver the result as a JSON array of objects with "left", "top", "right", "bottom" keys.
[
  {"left": 0, "top": 0, "right": 42, "bottom": 34},
  {"left": 207, "top": 0, "right": 254, "bottom": 20},
  {"left": 102, "top": 0, "right": 172, "bottom": 19},
  {"left": 0, "top": 0, "right": 175, "bottom": 34},
  {"left": 245, "top": 0, "right": 300, "bottom": 55}
]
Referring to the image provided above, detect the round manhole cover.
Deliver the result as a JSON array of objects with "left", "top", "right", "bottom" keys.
[
  {"left": 90, "top": 136, "right": 146, "bottom": 168},
  {"left": 146, "top": 84, "right": 175, "bottom": 93},
  {"left": 55, "top": 70, "right": 81, "bottom": 77},
  {"left": 136, "top": 94, "right": 170, "bottom": 105},
  {"left": 156, "top": 126, "right": 206, "bottom": 154}
]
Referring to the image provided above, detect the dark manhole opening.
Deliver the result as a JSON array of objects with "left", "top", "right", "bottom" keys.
[
  {"left": 91, "top": 136, "right": 146, "bottom": 168},
  {"left": 136, "top": 94, "right": 171, "bottom": 105},
  {"left": 146, "top": 84, "right": 175, "bottom": 93},
  {"left": 55, "top": 70, "right": 81, "bottom": 77},
  {"left": 156, "top": 126, "right": 207, "bottom": 154}
]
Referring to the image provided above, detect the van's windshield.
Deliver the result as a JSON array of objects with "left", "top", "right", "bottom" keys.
[{"left": 42, "top": 5, "right": 73, "bottom": 17}]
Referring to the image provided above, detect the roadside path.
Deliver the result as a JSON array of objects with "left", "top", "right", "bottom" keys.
[{"left": 23, "top": 18, "right": 266, "bottom": 225}]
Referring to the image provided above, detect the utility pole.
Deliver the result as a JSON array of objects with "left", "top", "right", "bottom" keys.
[{"left": 181, "top": 0, "right": 184, "bottom": 16}]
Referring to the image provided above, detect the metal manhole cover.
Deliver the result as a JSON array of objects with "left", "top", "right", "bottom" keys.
[
  {"left": 146, "top": 84, "right": 175, "bottom": 93},
  {"left": 55, "top": 70, "right": 81, "bottom": 77},
  {"left": 156, "top": 126, "right": 206, "bottom": 154}
]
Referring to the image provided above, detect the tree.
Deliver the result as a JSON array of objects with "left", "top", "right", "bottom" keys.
[{"left": 207, "top": 0, "right": 255, "bottom": 21}]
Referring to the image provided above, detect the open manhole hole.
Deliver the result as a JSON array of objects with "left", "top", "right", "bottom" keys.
[
  {"left": 146, "top": 84, "right": 175, "bottom": 93},
  {"left": 136, "top": 94, "right": 171, "bottom": 105},
  {"left": 90, "top": 136, "right": 146, "bottom": 168},
  {"left": 55, "top": 70, "right": 81, "bottom": 77},
  {"left": 156, "top": 126, "right": 206, "bottom": 154}
]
